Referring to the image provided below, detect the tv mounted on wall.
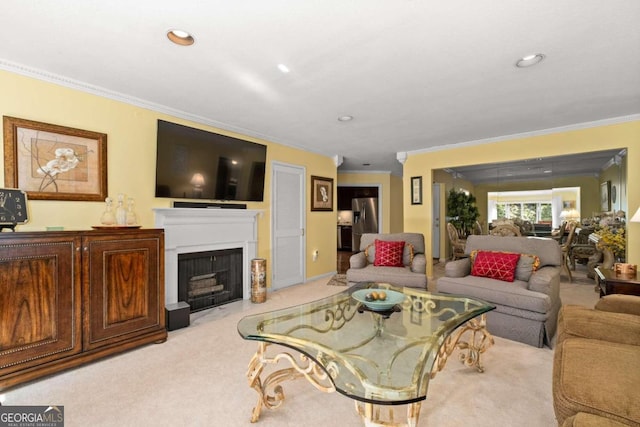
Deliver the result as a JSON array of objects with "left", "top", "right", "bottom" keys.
[{"left": 155, "top": 120, "right": 267, "bottom": 202}]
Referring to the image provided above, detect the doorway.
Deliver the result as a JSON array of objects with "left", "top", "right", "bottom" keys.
[{"left": 271, "top": 162, "right": 306, "bottom": 290}]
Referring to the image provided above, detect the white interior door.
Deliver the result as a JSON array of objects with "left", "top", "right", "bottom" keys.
[{"left": 271, "top": 162, "right": 305, "bottom": 290}]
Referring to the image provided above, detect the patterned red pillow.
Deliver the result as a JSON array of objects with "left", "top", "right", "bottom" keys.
[
  {"left": 471, "top": 251, "right": 521, "bottom": 282},
  {"left": 373, "top": 239, "right": 405, "bottom": 267}
]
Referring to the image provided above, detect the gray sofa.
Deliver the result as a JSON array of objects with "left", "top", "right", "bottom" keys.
[
  {"left": 437, "top": 235, "right": 562, "bottom": 348},
  {"left": 346, "top": 233, "right": 427, "bottom": 289}
]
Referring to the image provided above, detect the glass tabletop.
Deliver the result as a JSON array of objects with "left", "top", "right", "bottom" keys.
[{"left": 237, "top": 282, "right": 494, "bottom": 405}]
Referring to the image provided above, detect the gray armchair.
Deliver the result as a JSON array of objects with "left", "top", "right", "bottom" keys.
[
  {"left": 346, "top": 233, "right": 427, "bottom": 289},
  {"left": 437, "top": 235, "right": 562, "bottom": 348}
]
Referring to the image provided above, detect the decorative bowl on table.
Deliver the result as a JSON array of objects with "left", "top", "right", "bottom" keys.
[{"left": 352, "top": 289, "right": 405, "bottom": 311}]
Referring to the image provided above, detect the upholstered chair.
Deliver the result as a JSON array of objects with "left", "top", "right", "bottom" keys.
[
  {"left": 346, "top": 233, "right": 427, "bottom": 289},
  {"left": 473, "top": 220, "right": 483, "bottom": 235},
  {"left": 489, "top": 223, "right": 522, "bottom": 237},
  {"left": 560, "top": 222, "right": 578, "bottom": 282},
  {"left": 551, "top": 221, "right": 568, "bottom": 243},
  {"left": 437, "top": 235, "right": 562, "bottom": 348},
  {"left": 446, "top": 222, "right": 467, "bottom": 260}
]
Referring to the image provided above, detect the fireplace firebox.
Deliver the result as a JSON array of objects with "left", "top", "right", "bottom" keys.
[{"left": 178, "top": 248, "right": 243, "bottom": 312}]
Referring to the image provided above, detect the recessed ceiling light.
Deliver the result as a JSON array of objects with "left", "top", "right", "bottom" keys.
[
  {"left": 277, "top": 64, "right": 290, "bottom": 73},
  {"left": 515, "top": 53, "right": 545, "bottom": 68},
  {"left": 338, "top": 115, "right": 353, "bottom": 122},
  {"left": 167, "top": 29, "right": 195, "bottom": 46}
]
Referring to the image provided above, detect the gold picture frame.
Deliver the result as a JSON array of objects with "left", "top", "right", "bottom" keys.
[
  {"left": 310, "top": 175, "right": 333, "bottom": 211},
  {"left": 3, "top": 116, "right": 107, "bottom": 201}
]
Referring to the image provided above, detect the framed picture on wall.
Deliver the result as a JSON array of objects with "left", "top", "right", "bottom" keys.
[
  {"left": 600, "top": 181, "right": 611, "bottom": 212},
  {"left": 310, "top": 175, "right": 333, "bottom": 211},
  {"left": 411, "top": 176, "right": 422, "bottom": 205},
  {"left": 3, "top": 116, "right": 108, "bottom": 201}
]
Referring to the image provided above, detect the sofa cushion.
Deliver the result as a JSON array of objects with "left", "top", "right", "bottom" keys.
[
  {"left": 360, "top": 233, "right": 425, "bottom": 254},
  {"left": 515, "top": 254, "right": 541, "bottom": 281},
  {"left": 562, "top": 412, "right": 631, "bottom": 427},
  {"left": 557, "top": 304, "right": 640, "bottom": 347},
  {"left": 595, "top": 294, "right": 640, "bottom": 316},
  {"left": 553, "top": 337, "right": 640, "bottom": 425},
  {"left": 464, "top": 235, "right": 562, "bottom": 268},
  {"left": 346, "top": 265, "right": 427, "bottom": 289},
  {"left": 437, "top": 275, "right": 551, "bottom": 314},
  {"left": 470, "top": 250, "right": 540, "bottom": 282},
  {"left": 365, "top": 242, "right": 415, "bottom": 266},
  {"left": 373, "top": 239, "right": 405, "bottom": 267},
  {"left": 471, "top": 251, "right": 520, "bottom": 282}
]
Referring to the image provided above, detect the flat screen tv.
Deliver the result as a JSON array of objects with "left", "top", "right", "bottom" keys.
[{"left": 155, "top": 120, "right": 267, "bottom": 201}]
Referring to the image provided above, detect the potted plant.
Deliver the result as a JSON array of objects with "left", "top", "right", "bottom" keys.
[
  {"left": 595, "top": 224, "right": 626, "bottom": 266},
  {"left": 446, "top": 189, "right": 480, "bottom": 237}
]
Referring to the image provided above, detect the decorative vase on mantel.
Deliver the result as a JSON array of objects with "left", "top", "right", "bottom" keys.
[
  {"left": 115, "top": 193, "right": 126, "bottom": 225},
  {"left": 100, "top": 197, "right": 116, "bottom": 225}
]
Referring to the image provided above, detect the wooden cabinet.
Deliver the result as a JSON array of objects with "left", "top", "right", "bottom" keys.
[
  {"left": 338, "top": 225, "right": 352, "bottom": 250},
  {"left": 337, "top": 186, "right": 379, "bottom": 210},
  {"left": 0, "top": 234, "right": 83, "bottom": 380},
  {"left": 338, "top": 189, "right": 353, "bottom": 210},
  {"left": 595, "top": 267, "right": 640, "bottom": 297},
  {"left": 0, "top": 229, "right": 167, "bottom": 390}
]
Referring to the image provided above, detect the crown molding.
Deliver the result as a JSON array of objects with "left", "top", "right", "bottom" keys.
[
  {"left": 0, "top": 58, "right": 333, "bottom": 159},
  {"left": 403, "top": 114, "right": 640, "bottom": 157},
  {"left": 337, "top": 169, "right": 392, "bottom": 175}
]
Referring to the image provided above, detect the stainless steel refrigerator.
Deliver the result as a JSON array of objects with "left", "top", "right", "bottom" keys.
[{"left": 352, "top": 198, "right": 379, "bottom": 251}]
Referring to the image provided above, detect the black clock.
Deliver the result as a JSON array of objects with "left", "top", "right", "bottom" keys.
[{"left": 0, "top": 188, "right": 29, "bottom": 229}]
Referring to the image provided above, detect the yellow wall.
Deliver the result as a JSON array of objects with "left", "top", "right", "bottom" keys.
[
  {"left": 337, "top": 172, "right": 404, "bottom": 233},
  {"left": 404, "top": 120, "right": 640, "bottom": 275},
  {"left": 389, "top": 174, "right": 404, "bottom": 233},
  {"left": 0, "top": 70, "right": 337, "bottom": 285}
]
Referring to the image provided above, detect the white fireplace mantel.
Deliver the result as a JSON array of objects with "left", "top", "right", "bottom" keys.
[{"left": 154, "top": 208, "right": 262, "bottom": 305}]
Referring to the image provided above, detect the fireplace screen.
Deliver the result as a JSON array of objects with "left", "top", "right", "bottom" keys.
[{"left": 178, "top": 248, "right": 243, "bottom": 312}]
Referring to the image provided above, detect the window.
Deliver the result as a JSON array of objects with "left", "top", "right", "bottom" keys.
[
  {"left": 488, "top": 188, "right": 579, "bottom": 228},
  {"left": 493, "top": 201, "right": 552, "bottom": 223}
]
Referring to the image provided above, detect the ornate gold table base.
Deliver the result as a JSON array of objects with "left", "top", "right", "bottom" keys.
[
  {"left": 247, "top": 342, "right": 336, "bottom": 423},
  {"left": 246, "top": 314, "right": 493, "bottom": 426}
]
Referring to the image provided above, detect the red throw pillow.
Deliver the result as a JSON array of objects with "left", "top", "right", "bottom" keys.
[
  {"left": 373, "top": 239, "right": 405, "bottom": 267},
  {"left": 471, "top": 251, "right": 521, "bottom": 282}
]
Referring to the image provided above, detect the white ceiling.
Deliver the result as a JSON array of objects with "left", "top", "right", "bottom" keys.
[
  {"left": 1, "top": 1, "right": 639, "bottom": 176},
  {"left": 444, "top": 148, "right": 625, "bottom": 185}
]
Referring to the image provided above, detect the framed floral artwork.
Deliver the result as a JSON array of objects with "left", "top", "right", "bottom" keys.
[
  {"left": 310, "top": 175, "right": 333, "bottom": 211},
  {"left": 3, "top": 116, "right": 107, "bottom": 201}
]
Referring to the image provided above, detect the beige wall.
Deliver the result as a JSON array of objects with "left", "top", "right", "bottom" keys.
[
  {"left": 0, "top": 70, "right": 337, "bottom": 286},
  {"left": 337, "top": 172, "right": 404, "bottom": 233},
  {"left": 404, "top": 120, "right": 640, "bottom": 276}
]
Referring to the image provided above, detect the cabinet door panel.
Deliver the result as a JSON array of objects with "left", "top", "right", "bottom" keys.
[
  {"left": 105, "top": 250, "right": 149, "bottom": 324},
  {"left": 0, "top": 239, "right": 82, "bottom": 374},
  {"left": 85, "top": 235, "right": 162, "bottom": 349}
]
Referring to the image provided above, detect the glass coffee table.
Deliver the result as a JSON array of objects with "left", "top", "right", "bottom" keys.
[{"left": 237, "top": 282, "right": 495, "bottom": 426}]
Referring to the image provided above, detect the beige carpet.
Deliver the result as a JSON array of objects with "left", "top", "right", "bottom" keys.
[{"left": 3, "top": 265, "right": 599, "bottom": 426}]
